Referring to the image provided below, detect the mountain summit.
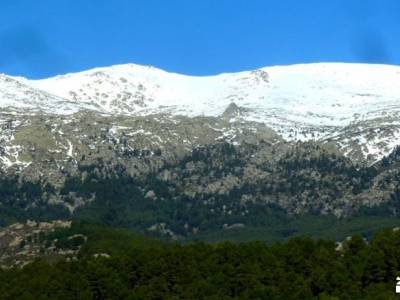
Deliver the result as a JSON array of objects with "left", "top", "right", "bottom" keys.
[
  {"left": 1, "top": 62, "right": 400, "bottom": 164},
  {"left": 1, "top": 62, "right": 400, "bottom": 236}
]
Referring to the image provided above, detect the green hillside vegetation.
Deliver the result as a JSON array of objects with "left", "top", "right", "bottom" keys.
[
  {"left": 1, "top": 143, "right": 400, "bottom": 245},
  {"left": 191, "top": 215, "right": 400, "bottom": 243},
  {"left": 1, "top": 226, "right": 400, "bottom": 299},
  {"left": 45, "top": 222, "right": 161, "bottom": 257}
]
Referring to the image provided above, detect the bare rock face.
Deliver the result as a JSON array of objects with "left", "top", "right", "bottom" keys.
[{"left": 222, "top": 102, "right": 245, "bottom": 120}]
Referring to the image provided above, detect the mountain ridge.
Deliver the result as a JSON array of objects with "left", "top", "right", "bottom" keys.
[
  {"left": 1, "top": 62, "right": 400, "bottom": 164},
  {"left": 1, "top": 63, "right": 400, "bottom": 237}
]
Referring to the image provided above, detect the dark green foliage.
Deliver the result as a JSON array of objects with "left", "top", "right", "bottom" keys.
[
  {"left": 1, "top": 228, "right": 400, "bottom": 299},
  {"left": 0, "top": 177, "right": 68, "bottom": 226},
  {"left": 45, "top": 222, "right": 160, "bottom": 256}
]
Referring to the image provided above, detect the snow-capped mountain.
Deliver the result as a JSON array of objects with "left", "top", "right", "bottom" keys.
[
  {"left": 30, "top": 63, "right": 400, "bottom": 126},
  {"left": 1, "top": 62, "right": 400, "bottom": 165},
  {"left": 3, "top": 62, "right": 400, "bottom": 224}
]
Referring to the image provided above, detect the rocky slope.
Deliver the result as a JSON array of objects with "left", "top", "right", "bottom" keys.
[
  {"left": 0, "top": 220, "right": 77, "bottom": 268},
  {"left": 1, "top": 62, "right": 400, "bottom": 234}
]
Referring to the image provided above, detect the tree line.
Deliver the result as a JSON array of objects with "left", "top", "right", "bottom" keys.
[{"left": 1, "top": 227, "right": 400, "bottom": 299}]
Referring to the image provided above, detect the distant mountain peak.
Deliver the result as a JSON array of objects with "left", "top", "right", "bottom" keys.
[{"left": 0, "top": 62, "right": 400, "bottom": 162}]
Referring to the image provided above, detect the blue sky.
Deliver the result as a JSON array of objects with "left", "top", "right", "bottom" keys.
[{"left": 1, "top": 0, "right": 400, "bottom": 78}]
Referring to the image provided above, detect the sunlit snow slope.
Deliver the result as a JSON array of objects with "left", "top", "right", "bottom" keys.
[{"left": 2, "top": 62, "right": 400, "bottom": 162}]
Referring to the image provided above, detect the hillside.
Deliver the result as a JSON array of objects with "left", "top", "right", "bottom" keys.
[{"left": 0, "top": 63, "right": 400, "bottom": 240}]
